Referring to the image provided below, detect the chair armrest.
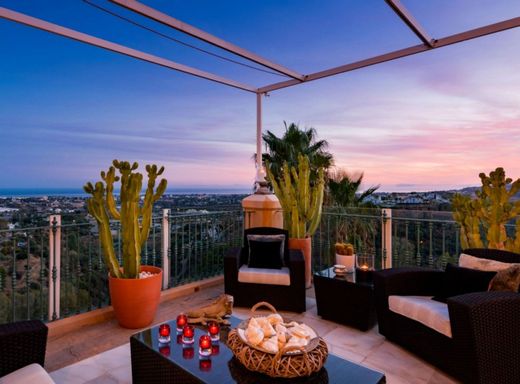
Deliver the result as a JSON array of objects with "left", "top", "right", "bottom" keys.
[
  {"left": 224, "top": 247, "right": 242, "bottom": 294},
  {"left": 0, "top": 320, "right": 48, "bottom": 377},
  {"left": 374, "top": 267, "right": 444, "bottom": 297},
  {"left": 448, "top": 292, "right": 520, "bottom": 384},
  {"left": 447, "top": 292, "right": 520, "bottom": 383},
  {"left": 287, "top": 249, "right": 305, "bottom": 288}
]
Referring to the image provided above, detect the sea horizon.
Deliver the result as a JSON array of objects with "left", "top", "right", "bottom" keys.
[{"left": 0, "top": 187, "right": 253, "bottom": 198}]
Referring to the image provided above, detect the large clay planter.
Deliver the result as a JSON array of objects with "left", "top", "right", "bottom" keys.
[
  {"left": 289, "top": 237, "right": 312, "bottom": 288},
  {"left": 109, "top": 265, "right": 162, "bottom": 329}
]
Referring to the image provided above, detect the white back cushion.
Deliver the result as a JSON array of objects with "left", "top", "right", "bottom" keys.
[
  {"left": 238, "top": 265, "right": 291, "bottom": 286},
  {"left": 389, "top": 295, "right": 452, "bottom": 338},
  {"left": 459, "top": 253, "right": 519, "bottom": 272}
]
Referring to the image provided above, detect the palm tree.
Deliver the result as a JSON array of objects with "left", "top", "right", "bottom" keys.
[
  {"left": 326, "top": 169, "right": 379, "bottom": 208},
  {"left": 262, "top": 122, "right": 333, "bottom": 182},
  {"left": 326, "top": 168, "right": 380, "bottom": 252}
]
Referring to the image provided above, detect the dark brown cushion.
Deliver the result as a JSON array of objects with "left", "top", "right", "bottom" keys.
[
  {"left": 432, "top": 263, "right": 496, "bottom": 303},
  {"left": 488, "top": 265, "right": 520, "bottom": 292},
  {"left": 247, "top": 234, "right": 285, "bottom": 269}
]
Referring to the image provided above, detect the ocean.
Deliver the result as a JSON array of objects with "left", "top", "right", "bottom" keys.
[{"left": 0, "top": 187, "right": 251, "bottom": 197}]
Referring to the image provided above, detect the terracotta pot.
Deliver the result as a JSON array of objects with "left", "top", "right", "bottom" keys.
[
  {"left": 289, "top": 237, "right": 312, "bottom": 288},
  {"left": 109, "top": 265, "right": 162, "bottom": 329}
]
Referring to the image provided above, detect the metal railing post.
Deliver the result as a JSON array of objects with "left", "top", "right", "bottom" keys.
[
  {"left": 381, "top": 208, "right": 392, "bottom": 269},
  {"left": 48, "top": 215, "right": 61, "bottom": 321},
  {"left": 161, "top": 209, "right": 170, "bottom": 290}
]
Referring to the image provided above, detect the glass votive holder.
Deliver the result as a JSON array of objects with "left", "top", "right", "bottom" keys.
[
  {"left": 176, "top": 313, "right": 188, "bottom": 332},
  {"left": 182, "top": 324, "right": 195, "bottom": 344},
  {"left": 211, "top": 344, "right": 220, "bottom": 356},
  {"left": 158, "top": 323, "right": 171, "bottom": 344},
  {"left": 355, "top": 253, "right": 375, "bottom": 283},
  {"left": 199, "top": 335, "right": 212, "bottom": 357},
  {"left": 207, "top": 321, "right": 220, "bottom": 342},
  {"left": 199, "top": 358, "right": 212, "bottom": 371}
]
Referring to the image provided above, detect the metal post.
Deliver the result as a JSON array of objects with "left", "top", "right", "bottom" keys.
[
  {"left": 161, "top": 209, "right": 170, "bottom": 290},
  {"left": 48, "top": 215, "right": 61, "bottom": 321},
  {"left": 256, "top": 92, "right": 262, "bottom": 170},
  {"left": 381, "top": 209, "right": 392, "bottom": 268}
]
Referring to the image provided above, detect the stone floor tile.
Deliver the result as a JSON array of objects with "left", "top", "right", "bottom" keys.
[
  {"left": 322, "top": 325, "right": 385, "bottom": 359},
  {"left": 362, "top": 341, "right": 435, "bottom": 384},
  {"left": 428, "top": 370, "right": 459, "bottom": 384}
]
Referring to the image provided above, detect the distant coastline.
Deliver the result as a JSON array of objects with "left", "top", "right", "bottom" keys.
[{"left": 0, "top": 187, "right": 251, "bottom": 198}]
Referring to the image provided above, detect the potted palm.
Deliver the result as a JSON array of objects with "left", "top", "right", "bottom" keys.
[
  {"left": 266, "top": 154, "right": 325, "bottom": 288},
  {"left": 84, "top": 160, "right": 167, "bottom": 328}
]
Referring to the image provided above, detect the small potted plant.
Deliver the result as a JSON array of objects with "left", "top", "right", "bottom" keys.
[
  {"left": 335, "top": 243, "right": 355, "bottom": 272},
  {"left": 84, "top": 160, "right": 167, "bottom": 328}
]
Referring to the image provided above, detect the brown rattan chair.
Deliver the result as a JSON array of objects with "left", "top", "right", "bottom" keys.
[{"left": 374, "top": 248, "right": 520, "bottom": 384}]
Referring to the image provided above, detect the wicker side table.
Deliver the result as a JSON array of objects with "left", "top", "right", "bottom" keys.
[{"left": 314, "top": 267, "right": 376, "bottom": 331}]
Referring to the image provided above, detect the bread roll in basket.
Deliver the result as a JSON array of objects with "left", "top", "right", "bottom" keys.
[{"left": 227, "top": 302, "right": 328, "bottom": 378}]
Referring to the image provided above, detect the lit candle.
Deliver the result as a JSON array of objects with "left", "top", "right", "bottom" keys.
[
  {"left": 176, "top": 313, "right": 188, "bottom": 332},
  {"left": 182, "top": 324, "right": 195, "bottom": 344},
  {"left": 199, "top": 335, "right": 212, "bottom": 357},
  {"left": 207, "top": 321, "right": 220, "bottom": 342},
  {"left": 158, "top": 324, "right": 171, "bottom": 343},
  {"left": 360, "top": 264, "right": 369, "bottom": 271}
]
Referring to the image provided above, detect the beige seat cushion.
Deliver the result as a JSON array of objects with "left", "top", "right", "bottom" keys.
[
  {"left": 0, "top": 364, "right": 55, "bottom": 384},
  {"left": 389, "top": 295, "right": 452, "bottom": 338},
  {"left": 459, "top": 253, "right": 519, "bottom": 272},
  {"left": 238, "top": 265, "right": 291, "bottom": 286}
]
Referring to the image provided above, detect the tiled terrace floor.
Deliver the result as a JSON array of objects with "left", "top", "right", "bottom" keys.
[{"left": 47, "top": 281, "right": 458, "bottom": 384}]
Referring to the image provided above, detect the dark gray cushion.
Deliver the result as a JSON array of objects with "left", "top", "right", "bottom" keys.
[
  {"left": 247, "top": 234, "right": 285, "bottom": 269},
  {"left": 432, "top": 263, "right": 496, "bottom": 303}
]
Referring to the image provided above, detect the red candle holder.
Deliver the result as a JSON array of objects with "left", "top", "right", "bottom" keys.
[
  {"left": 211, "top": 344, "right": 220, "bottom": 356},
  {"left": 158, "top": 323, "right": 171, "bottom": 344},
  {"left": 176, "top": 313, "right": 188, "bottom": 332},
  {"left": 176, "top": 334, "right": 183, "bottom": 344},
  {"left": 207, "top": 321, "right": 220, "bottom": 342},
  {"left": 199, "top": 358, "right": 212, "bottom": 371},
  {"left": 182, "top": 345, "right": 194, "bottom": 359},
  {"left": 182, "top": 324, "right": 195, "bottom": 344},
  {"left": 199, "top": 335, "right": 212, "bottom": 357}
]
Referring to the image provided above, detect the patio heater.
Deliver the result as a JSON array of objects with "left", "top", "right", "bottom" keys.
[{"left": 241, "top": 93, "right": 283, "bottom": 229}]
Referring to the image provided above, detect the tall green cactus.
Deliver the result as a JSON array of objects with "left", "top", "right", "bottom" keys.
[
  {"left": 84, "top": 160, "right": 167, "bottom": 278},
  {"left": 452, "top": 167, "right": 520, "bottom": 252},
  {"left": 266, "top": 154, "right": 325, "bottom": 238}
]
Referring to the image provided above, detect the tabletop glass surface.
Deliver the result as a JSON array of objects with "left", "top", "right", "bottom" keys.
[
  {"left": 132, "top": 315, "right": 384, "bottom": 383},
  {"left": 315, "top": 267, "right": 374, "bottom": 286}
]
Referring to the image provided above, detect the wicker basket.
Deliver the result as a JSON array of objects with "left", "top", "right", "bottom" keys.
[{"left": 227, "top": 302, "right": 328, "bottom": 378}]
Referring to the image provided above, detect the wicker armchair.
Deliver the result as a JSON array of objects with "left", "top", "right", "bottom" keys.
[
  {"left": 374, "top": 249, "right": 520, "bottom": 384},
  {"left": 224, "top": 227, "right": 306, "bottom": 313},
  {"left": 0, "top": 320, "right": 48, "bottom": 377}
]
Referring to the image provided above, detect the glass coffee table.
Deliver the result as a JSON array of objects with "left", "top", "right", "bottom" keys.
[{"left": 130, "top": 316, "right": 385, "bottom": 383}]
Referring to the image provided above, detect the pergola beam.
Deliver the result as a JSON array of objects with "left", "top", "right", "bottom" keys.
[
  {"left": 385, "top": 0, "right": 435, "bottom": 47},
  {"left": 259, "top": 16, "right": 520, "bottom": 93},
  {"left": 0, "top": 7, "right": 257, "bottom": 93},
  {"left": 109, "top": 0, "right": 305, "bottom": 81}
]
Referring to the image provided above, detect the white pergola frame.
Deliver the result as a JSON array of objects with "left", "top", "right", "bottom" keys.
[{"left": 1, "top": 0, "right": 520, "bottom": 171}]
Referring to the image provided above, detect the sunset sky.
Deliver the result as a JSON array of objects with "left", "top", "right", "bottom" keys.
[{"left": 1, "top": 0, "right": 519, "bottom": 192}]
